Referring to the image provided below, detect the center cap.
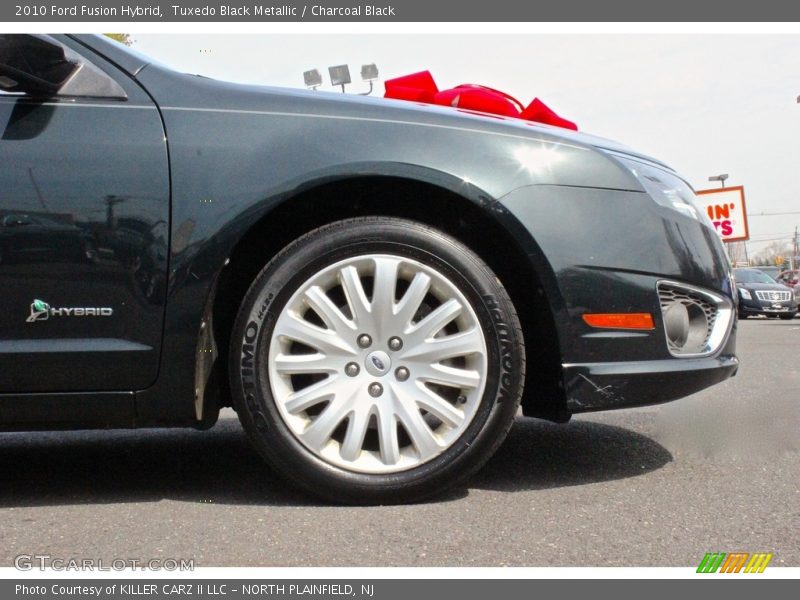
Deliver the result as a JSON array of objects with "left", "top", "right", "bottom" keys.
[{"left": 365, "top": 350, "right": 392, "bottom": 377}]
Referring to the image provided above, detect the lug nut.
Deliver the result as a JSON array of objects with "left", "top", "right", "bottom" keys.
[
  {"left": 368, "top": 382, "right": 384, "bottom": 397},
  {"left": 357, "top": 334, "right": 372, "bottom": 348},
  {"left": 457, "top": 395, "right": 467, "bottom": 405},
  {"left": 345, "top": 362, "right": 360, "bottom": 377},
  {"left": 395, "top": 367, "right": 410, "bottom": 382},
  {"left": 388, "top": 336, "right": 403, "bottom": 351}
]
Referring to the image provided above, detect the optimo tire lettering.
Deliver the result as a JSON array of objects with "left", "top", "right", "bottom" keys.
[
  {"left": 240, "top": 320, "right": 268, "bottom": 432},
  {"left": 240, "top": 320, "right": 258, "bottom": 389}
]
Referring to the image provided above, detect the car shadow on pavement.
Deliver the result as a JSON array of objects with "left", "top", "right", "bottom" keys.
[
  {"left": 471, "top": 417, "right": 673, "bottom": 492},
  {"left": 0, "top": 415, "right": 672, "bottom": 508},
  {"left": 0, "top": 417, "right": 318, "bottom": 508}
]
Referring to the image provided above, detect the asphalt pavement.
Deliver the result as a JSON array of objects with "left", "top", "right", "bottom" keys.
[{"left": 1, "top": 317, "right": 797, "bottom": 567}]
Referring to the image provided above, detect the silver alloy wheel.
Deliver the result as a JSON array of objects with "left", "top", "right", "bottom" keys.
[{"left": 268, "top": 254, "right": 488, "bottom": 474}]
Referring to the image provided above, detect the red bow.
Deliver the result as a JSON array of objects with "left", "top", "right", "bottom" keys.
[{"left": 384, "top": 70, "right": 578, "bottom": 131}]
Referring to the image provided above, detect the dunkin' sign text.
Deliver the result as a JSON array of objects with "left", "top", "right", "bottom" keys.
[{"left": 695, "top": 186, "right": 749, "bottom": 242}]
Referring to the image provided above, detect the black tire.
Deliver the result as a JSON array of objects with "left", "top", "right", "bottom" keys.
[
  {"left": 229, "top": 217, "right": 525, "bottom": 504},
  {"left": 738, "top": 312, "right": 748, "bottom": 320},
  {"left": 779, "top": 314, "right": 794, "bottom": 320}
]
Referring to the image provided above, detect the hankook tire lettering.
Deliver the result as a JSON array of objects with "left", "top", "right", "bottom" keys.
[{"left": 484, "top": 295, "right": 516, "bottom": 404}]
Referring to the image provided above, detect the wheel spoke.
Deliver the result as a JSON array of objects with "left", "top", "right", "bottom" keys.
[
  {"left": 276, "top": 313, "right": 354, "bottom": 356},
  {"left": 339, "top": 265, "right": 372, "bottom": 327},
  {"left": 340, "top": 407, "right": 372, "bottom": 462},
  {"left": 416, "top": 363, "right": 482, "bottom": 389},
  {"left": 371, "top": 257, "right": 399, "bottom": 314},
  {"left": 415, "top": 384, "right": 465, "bottom": 428},
  {"left": 303, "top": 285, "right": 356, "bottom": 336},
  {"left": 371, "top": 257, "right": 400, "bottom": 337},
  {"left": 391, "top": 383, "right": 442, "bottom": 459},
  {"left": 273, "top": 352, "right": 337, "bottom": 374},
  {"left": 402, "top": 326, "right": 483, "bottom": 363},
  {"left": 376, "top": 403, "right": 400, "bottom": 466},
  {"left": 284, "top": 375, "right": 339, "bottom": 413},
  {"left": 300, "top": 392, "right": 354, "bottom": 452},
  {"left": 410, "top": 298, "right": 462, "bottom": 339},
  {"left": 394, "top": 271, "right": 431, "bottom": 328}
]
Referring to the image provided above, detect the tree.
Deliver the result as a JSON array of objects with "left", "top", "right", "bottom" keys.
[
  {"left": 104, "top": 34, "right": 132, "bottom": 46},
  {"left": 751, "top": 240, "right": 792, "bottom": 267}
]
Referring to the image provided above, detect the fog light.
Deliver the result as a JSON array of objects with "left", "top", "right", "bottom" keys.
[
  {"left": 684, "top": 304, "right": 711, "bottom": 350},
  {"left": 658, "top": 281, "right": 731, "bottom": 358},
  {"left": 663, "top": 301, "right": 690, "bottom": 348}
]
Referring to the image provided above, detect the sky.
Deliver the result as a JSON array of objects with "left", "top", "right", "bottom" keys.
[{"left": 131, "top": 34, "right": 800, "bottom": 259}]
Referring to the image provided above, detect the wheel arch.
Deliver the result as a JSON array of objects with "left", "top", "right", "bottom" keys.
[{"left": 208, "top": 174, "right": 568, "bottom": 422}]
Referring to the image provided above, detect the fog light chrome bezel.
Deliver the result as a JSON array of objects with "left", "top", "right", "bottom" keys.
[{"left": 657, "top": 280, "right": 734, "bottom": 358}]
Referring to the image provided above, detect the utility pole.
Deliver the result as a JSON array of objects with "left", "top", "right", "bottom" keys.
[{"left": 794, "top": 225, "right": 798, "bottom": 270}]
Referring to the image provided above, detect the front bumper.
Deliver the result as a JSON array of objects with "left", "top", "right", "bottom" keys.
[
  {"left": 499, "top": 183, "right": 739, "bottom": 414},
  {"left": 738, "top": 297, "right": 797, "bottom": 317},
  {"left": 563, "top": 354, "right": 739, "bottom": 412}
]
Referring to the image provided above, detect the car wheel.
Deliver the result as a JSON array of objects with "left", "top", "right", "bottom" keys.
[
  {"left": 779, "top": 314, "right": 794, "bottom": 320},
  {"left": 738, "top": 312, "right": 748, "bottom": 320},
  {"left": 230, "top": 217, "right": 525, "bottom": 504}
]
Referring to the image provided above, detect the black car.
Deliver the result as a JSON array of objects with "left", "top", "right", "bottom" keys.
[
  {"left": 0, "top": 212, "right": 97, "bottom": 265},
  {"left": 734, "top": 268, "right": 798, "bottom": 320},
  {"left": 0, "top": 34, "right": 738, "bottom": 504}
]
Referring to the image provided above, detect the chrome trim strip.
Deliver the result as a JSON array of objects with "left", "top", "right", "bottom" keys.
[{"left": 0, "top": 100, "right": 155, "bottom": 109}]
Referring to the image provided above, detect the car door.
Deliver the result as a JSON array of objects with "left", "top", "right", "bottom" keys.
[{"left": 0, "top": 35, "right": 169, "bottom": 392}]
